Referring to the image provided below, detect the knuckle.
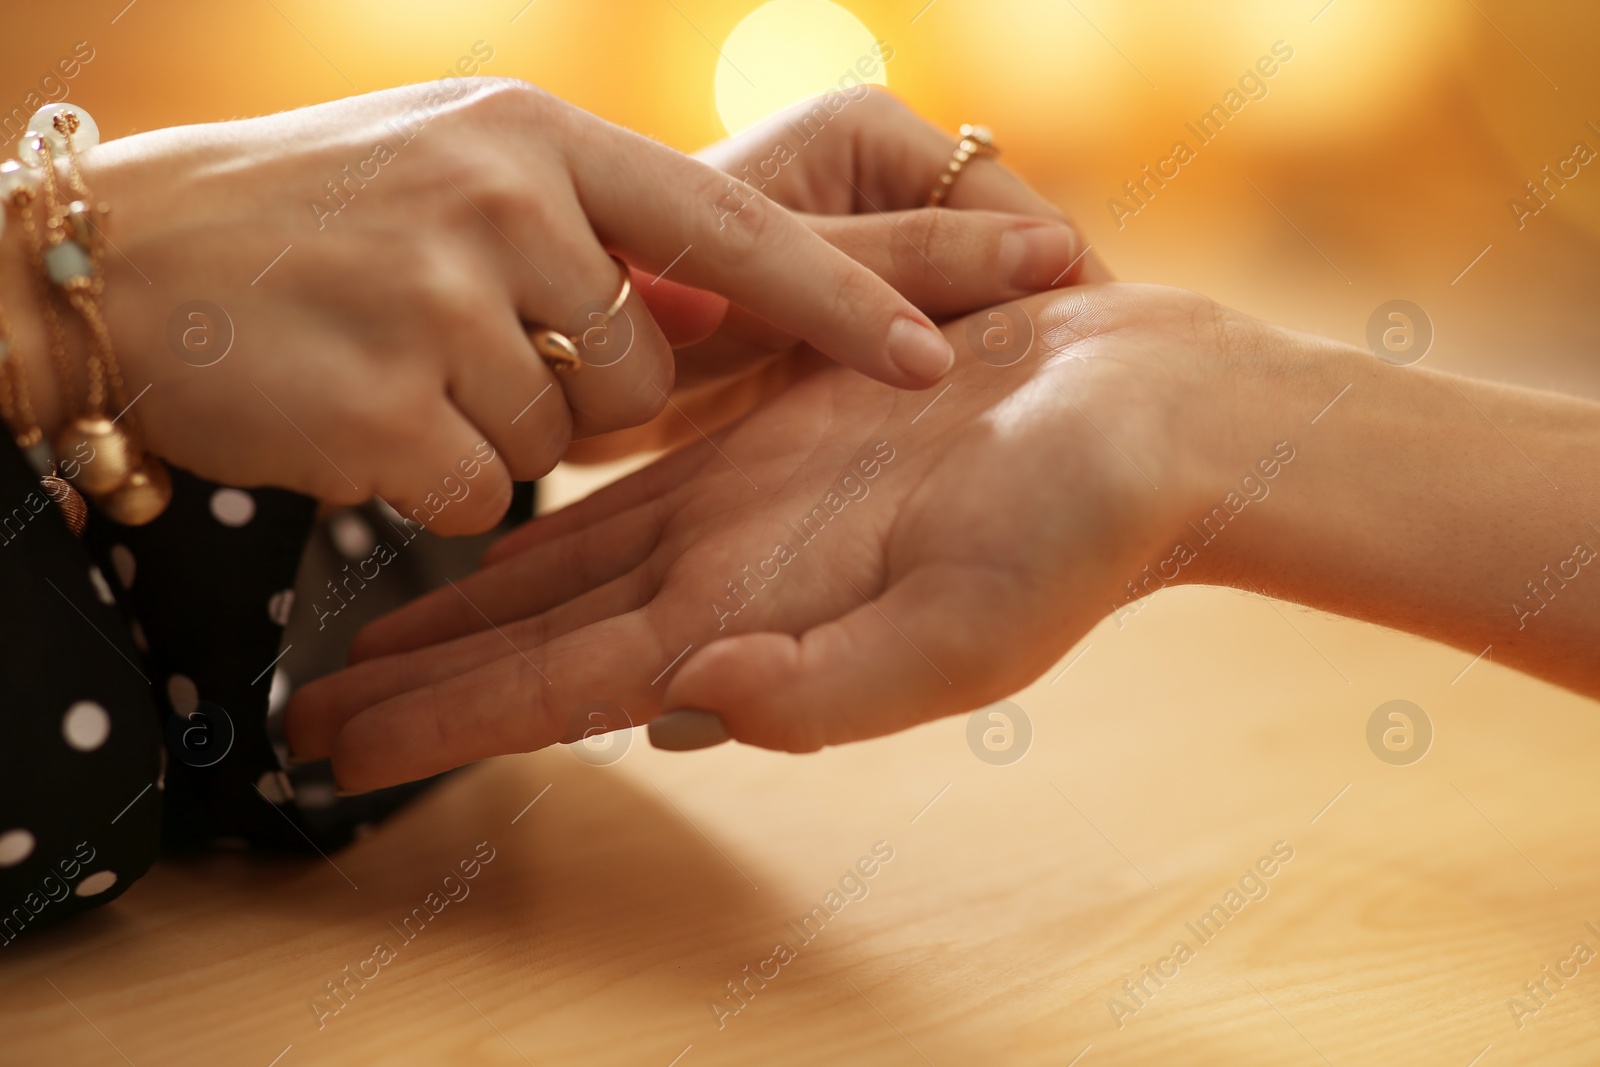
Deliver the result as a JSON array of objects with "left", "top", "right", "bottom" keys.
[
  {"left": 409, "top": 251, "right": 498, "bottom": 338},
  {"left": 853, "top": 84, "right": 905, "bottom": 125},
  {"left": 582, "top": 389, "right": 665, "bottom": 436},
  {"left": 469, "top": 464, "right": 515, "bottom": 523},
  {"left": 505, "top": 613, "right": 554, "bottom": 654},
  {"left": 633, "top": 371, "right": 673, "bottom": 423},
  {"left": 356, "top": 371, "right": 438, "bottom": 443},
  {"left": 704, "top": 172, "right": 778, "bottom": 257},
  {"left": 769, "top": 709, "right": 827, "bottom": 754},
  {"left": 510, "top": 404, "right": 572, "bottom": 481},
  {"left": 783, "top": 93, "right": 840, "bottom": 136},
  {"left": 445, "top": 153, "right": 562, "bottom": 235},
  {"left": 463, "top": 77, "right": 558, "bottom": 123},
  {"left": 451, "top": 164, "right": 518, "bottom": 224},
  {"left": 609, "top": 350, "right": 675, "bottom": 426},
  {"left": 407, "top": 78, "right": 551, "bottom": 143},
  {"left": 512, "top": 665, "right": 562, "bottom": 750},
  {"left": 826, "top": 262, "right": 881, "bottom": 326},
  {"left": 893, "top": 207, "right": 956, "bottom": 278},
  {"left": 414, "top": 681, "right": 458, "bottom": 761}
]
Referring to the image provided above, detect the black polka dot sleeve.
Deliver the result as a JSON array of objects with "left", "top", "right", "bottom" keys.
[
  {"left": 1, "top": 430, "right": 530, "bottom": 944},
  {"left": 0, "top": 435, "right": 161, "bottom": 941}
]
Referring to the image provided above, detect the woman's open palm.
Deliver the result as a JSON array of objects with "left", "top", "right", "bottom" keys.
[{"left": 286, "top": 284, "right": 1250, "bottom": 791}]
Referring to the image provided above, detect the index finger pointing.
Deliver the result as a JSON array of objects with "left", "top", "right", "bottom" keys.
[{"left": 563, "top": 117, "right": 955, "bottom": 388}]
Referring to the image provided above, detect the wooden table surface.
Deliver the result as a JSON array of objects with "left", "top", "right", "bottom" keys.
[{"left": 6, "top": 574, "right": 1600, "bottom": 1066}]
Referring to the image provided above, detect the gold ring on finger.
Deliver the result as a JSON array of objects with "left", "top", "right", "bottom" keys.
[{"left": 528, "top": 254, "right": 633, "bottom": 373}]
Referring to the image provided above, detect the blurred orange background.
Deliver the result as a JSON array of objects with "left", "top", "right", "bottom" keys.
[{"left": 3, "top": 0, "right": 1596, "bottom": 392}]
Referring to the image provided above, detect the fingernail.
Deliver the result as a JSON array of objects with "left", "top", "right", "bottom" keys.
[
  {"left": 1000, "top": 224, "right": 1081, "bottom": 291},
  {"left": 887, "top": 316, "right": 955, "bottom": 382},
  {"left": 649, "top": 710, "right": 731, "bottom": 752}
]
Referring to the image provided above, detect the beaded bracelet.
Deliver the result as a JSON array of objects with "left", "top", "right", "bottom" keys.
[
  {"left": 0, "top": 121, "right": 89, "bottom": 534},
  {"left": 0, "top": 270, "right": 88, "bottom": 534},
  {"left": 0, "top": 103, "right": 169, "bottom": 528}
]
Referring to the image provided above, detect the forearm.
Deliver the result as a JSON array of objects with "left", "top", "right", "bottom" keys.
[{"left": 1182, "top": 334, "right": 1600, "bottom": 697}]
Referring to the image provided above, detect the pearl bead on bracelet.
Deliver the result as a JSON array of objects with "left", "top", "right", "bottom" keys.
[{"left": 0, "top": 103, "right": 171, "bottom": 527}]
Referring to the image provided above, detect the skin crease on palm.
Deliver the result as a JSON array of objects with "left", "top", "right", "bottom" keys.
[
  {"left": 281, "top": 90, "right": 1129, "bottom": 790},
  {"left": 287, "top": 98, "right": 1600, "bottom": 794},
  {"left": 288, "top": 272, "right": 1600, "bottom": 793},
  {"left": 286, "top": 283, "right": 1183, "bottom": 788}
]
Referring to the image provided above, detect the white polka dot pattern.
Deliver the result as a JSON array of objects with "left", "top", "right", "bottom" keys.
[
  {"left": 267, "top": 668, "right": 292, "bottom": 716},
  {"left": 87, "top": 566, "right": 114, "bottom": 605},
  {"left": 267, "top": 589, "right": 294, "bottom": 627},
  {"left": 294, "top": 782, "right": 338, "bottom": 811},
  {"left": 62, "top": 701, "right": 110, "bottom": 751},
  {"left": 167, "top": 674, "right": 199, "bottom": 717},
  {"left": 0, "top": 829, "right": 35, "bottom": 867},
  {"left": 74, "top": 870, "right": 117, "bottom": 896},
  {"left": 110, "top": 544, "right": 136, "bottom": 588},
  {"left": 209, "top": 488, "right": 256, "bottom": 527},
  {"left": 255, "top": 770, "right": 294, "bottom": 804},
  {"left": 330, "top": 511, "right": 376, "bottom": 560}
]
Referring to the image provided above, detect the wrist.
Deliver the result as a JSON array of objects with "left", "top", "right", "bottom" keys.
[
  {"left": 1021, "top": 288, "right": 1279, "bottom": 606},
  {"left": 1157, "top": 308, "right": 1600, "bottom": 696},
  {"left": 1113, "top": 299, "right": 1376, "bottom": 598}
]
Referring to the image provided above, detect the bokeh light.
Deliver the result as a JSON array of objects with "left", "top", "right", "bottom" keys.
[
  {"left": 1, "top": 0, "right": 1593, "bottom": 381},
  {"left": 714, "top": 0, "right": 886, "bottom": 134}
]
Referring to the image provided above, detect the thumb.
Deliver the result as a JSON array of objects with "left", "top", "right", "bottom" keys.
[{"left": 651, "top": 567, "right": 1015, "bottom": 753}]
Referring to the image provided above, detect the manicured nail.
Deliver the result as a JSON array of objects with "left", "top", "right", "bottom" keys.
[
  {"left": 1000, "top": 224, "right": 1081, "bottom": 291},
  {"left": 649, "top": 710, "right": 731, "bottom": 751},
  {"left": 886, "top": 316, "right": 955, "bottom": 382}
]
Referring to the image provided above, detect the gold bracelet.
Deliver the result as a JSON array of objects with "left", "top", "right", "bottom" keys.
[
  {"left": 23, "top": 104, "right": 170, "bottom": 526},
  {"left": 0, "top": 142, "right": 88, "bottom": 533}
]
